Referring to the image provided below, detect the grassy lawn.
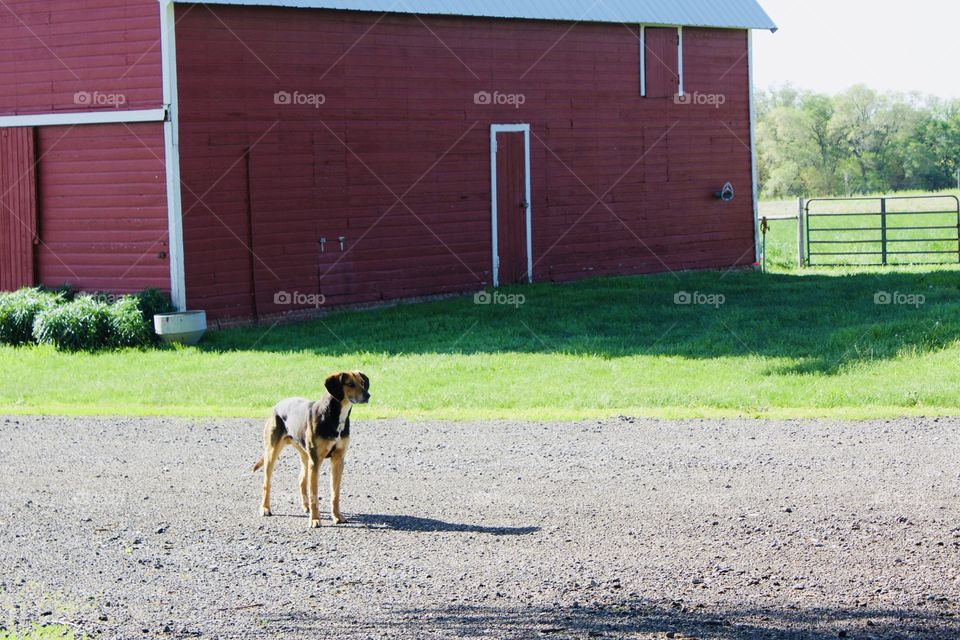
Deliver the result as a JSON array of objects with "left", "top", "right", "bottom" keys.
[{"left": 2, "top": 263, "right": 959, "bottom": 420}]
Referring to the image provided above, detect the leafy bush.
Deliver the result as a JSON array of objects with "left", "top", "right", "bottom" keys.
[
  {"left": 0, "top": 288, "right": 63, "bottom": 346},
  {"left": 136, "top": 288, "right": 175, "bottom": 339},
  {"left": 44, "top": 283, "right": 76, "bottom": 301},
  {"left": 107, "top": 295, "right": 153, "bottom": 348},
  {"left": 3, "top": 286, "right": 174, "bottom": 351},
  {"left": 32, "top": 295, "right": 112, "bottom": 351}
]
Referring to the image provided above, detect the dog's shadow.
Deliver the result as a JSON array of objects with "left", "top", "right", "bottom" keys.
[{"left": 346, "top": 513, "right": 540, "bottom": 536}]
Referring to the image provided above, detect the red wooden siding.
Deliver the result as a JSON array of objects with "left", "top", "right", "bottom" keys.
[
  {"left": 645, "top": 27, "right": 680, "bottom": 99},
  {"left": 175, "top": 7, "right": 756, "bottom": 320},
  {"left": 0, "top": 127, "right": 37, "bottom": 290},
  {"left": 35, "top": 123, "right": 169, "bottom": 293},
  {"left": 0, "top": 0, "right": 162, "bottom": 116}
]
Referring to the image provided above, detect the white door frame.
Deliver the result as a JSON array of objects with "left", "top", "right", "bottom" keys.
[{"left": 489, "top": 124, "right": 533, "bottom": 288}]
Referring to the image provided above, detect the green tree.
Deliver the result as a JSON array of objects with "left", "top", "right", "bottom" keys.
[{"left": 755, "top": 85, "right": 958, "bottom": 198}]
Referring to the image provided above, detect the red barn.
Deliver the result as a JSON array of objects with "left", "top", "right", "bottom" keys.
[{"left": 0, "top": 0, "right": 776, "bottom": 323}]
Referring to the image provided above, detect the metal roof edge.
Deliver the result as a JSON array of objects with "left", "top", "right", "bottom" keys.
[{"left": 169, "top": 0, "right": 778, "bottom": 31}]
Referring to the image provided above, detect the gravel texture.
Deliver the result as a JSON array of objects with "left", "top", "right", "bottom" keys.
[{"left": 1, "top": 415, "right": 959, "bottom": 639}]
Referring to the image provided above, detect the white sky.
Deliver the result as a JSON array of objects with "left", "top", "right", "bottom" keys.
[{"left": 753, "top": 0, "right": 960, "bottom": 99}]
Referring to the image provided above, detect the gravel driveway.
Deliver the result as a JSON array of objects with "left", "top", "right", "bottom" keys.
[{"left": 1, "top": 415, "right": 959, "bottom": 639}]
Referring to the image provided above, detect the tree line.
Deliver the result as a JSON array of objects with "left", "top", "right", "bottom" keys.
[{"left": 755, "top": 85, "right": 960, "bottom": 199}]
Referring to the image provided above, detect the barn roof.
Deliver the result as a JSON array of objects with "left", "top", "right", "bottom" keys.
[{"left": 181, "top": 0, "right": 778, "bottom": 31}]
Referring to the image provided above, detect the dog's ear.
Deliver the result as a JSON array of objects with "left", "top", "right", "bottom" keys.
[
  {"left": 325, "top": 373, "right": 344, "bottom": 400},
  {"left": 358, "top": 371, "right": 370, "bottom": 390}
]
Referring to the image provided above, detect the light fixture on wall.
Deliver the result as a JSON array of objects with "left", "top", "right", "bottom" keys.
[{"left": 715, "top": 182, "right": 735, "bottom": 202}]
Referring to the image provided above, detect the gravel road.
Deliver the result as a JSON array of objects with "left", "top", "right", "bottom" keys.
[{"left": 1, "top": 415, "right": 959, "bottom": 639}]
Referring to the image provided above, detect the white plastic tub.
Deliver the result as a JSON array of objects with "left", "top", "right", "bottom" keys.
[{"left": 153, "top": 311, "right": 207, "bottom": 346}]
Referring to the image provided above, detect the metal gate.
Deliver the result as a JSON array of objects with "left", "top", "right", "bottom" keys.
[{"left": 805, "top": 195, "right": 960, "bottom": 267}]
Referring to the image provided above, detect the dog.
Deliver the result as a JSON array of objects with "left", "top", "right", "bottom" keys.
[{"left": 253, "top": 371, "right": 370, "bottom": 528}]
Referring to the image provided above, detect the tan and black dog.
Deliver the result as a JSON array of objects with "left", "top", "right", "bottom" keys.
[{"left": 253, "top": 371, "right": 370, "bottom": 528}]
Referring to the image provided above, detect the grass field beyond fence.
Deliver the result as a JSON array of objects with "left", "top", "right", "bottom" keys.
[
  {"left": 760, "top": 190, "right": 960, "bottom": 271},
  {"left": 3, "top": 263, "right": 960, "bottom": 420}
]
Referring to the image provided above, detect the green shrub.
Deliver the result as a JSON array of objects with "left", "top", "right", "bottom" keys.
[
  {"left": 4, "top": 286, "right": 173, "bottom": 351},
  {"left": 44, "top": 283, "right": 76, "bottom": 301},
  {"left": 0, "top": 288, "right": 63, "bottom": 346},
  {"left": 106, "top": 296, "right": 152, "bottom": 348},
  {"left": 32, "top": 295, "right": 112, "bottom": 351},
  {"left": 135, "top": 288, "right": 174, "bottom": 340}
]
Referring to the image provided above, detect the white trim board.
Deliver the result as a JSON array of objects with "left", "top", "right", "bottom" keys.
[
  {"left": 639, "top": 25, "right": 646, "bottom": 96},
  {"left": 159, "top": 0, "right": 187, "bottom": 311},
  {"left": 748, "top": 29, "right": 760, "bottom": 264},
  {"left": 489, "top": 124, "right": 533, "bottom": 288},
  {"left": 0, "top": 109, "right": 166, "bottom": 128},
  {"left": 677, "top": 26, "right": 684, "bottom": 97}
]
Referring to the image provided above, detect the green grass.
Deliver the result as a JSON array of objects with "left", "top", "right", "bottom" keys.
[
  {"left": 2, "top": 265, "right": 960, "bottom": 421},
  {"left": 760, "top": 189, "right": 960, "bottom": 271},
  {"left": 0, "top": 626, "right": 81, "bottom": 640}
]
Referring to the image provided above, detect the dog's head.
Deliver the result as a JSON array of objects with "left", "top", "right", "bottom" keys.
[{"left": 325, "top": 371, "right": 371, "bottom": 405}]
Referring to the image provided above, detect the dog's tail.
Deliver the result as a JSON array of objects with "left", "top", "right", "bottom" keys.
[{"left": 252, "top": 457, "right": 265, "bottom": 473}]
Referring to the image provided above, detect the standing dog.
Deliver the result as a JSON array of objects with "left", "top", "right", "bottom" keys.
[{"left": 253, "top": 371, "right": 370, "bottom": 528}]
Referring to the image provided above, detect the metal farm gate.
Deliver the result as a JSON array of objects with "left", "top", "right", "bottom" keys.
[{"left": 804, "top": 195, "right": 960, "bottom": 267}]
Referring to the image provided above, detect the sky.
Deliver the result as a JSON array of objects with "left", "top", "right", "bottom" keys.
[{"left": 753, "top": 0, "right": 960, "bottom": 99}]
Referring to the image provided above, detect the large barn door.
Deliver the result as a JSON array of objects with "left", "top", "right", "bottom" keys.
[
  {"left": 246, "top": 134, "right": 353, "bottom": 318},
  {"left": 491, "top": 125, "right": 532, "bottom": 287},
  {"left": 0, "top": 127, "right": 38, "bottom": 291}
]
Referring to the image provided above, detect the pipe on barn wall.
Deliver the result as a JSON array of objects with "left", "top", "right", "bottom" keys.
[{"left": 159, "top": 0, "right": 187, "bottom": 311}]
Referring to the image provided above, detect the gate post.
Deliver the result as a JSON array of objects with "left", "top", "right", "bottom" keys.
[
  {"left": 797, "top": 197, "right": 805, "bottom": 268},
  {"left": 955, "top": 197, "right": 960, "bottom": 265},
  {"left": 880, "top": 198, "right": 888, "bottom": 266}
]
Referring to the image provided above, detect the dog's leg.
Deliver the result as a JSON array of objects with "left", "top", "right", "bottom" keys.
[
  {"left": 308, "top": 451, "right": 322, "bottom": 528},
  {"left": 260, "top": 442, "right": 277, "bottom": 516},
  {"left": 329, "top": 440, "right": 349, "bottom": 524},
  {"left": 260, "top": 438, "right": 287, "bottom": 517},
  {"left": 295, "top": 446, "right": 310, "bottom": 514}
]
